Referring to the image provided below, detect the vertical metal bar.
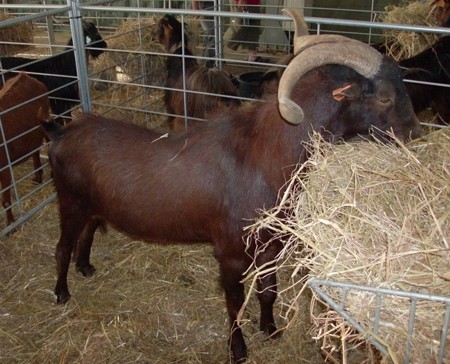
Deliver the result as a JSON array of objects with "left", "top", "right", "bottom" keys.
[
  {"left": 42, "top": 0, "right": 56, "bottom": 54},
  {"left": 404, "top": 298, "right": 417, "bottom": 364},
  {"left": 67, "top": 0, "right": 92, "bottom": 113},
  {"left": 368, "top": 0, "right": 375, "bottom": 45},
  {"left": 373, "top": 292, "right": 382, "bottom": 334},
  {"left": 438, "top": 303, "right": 450, "bottom": 364},
  {"left": 216, "top": 0, "right": 223, "bottom": 69},
  {"left": 180, "top": 13, "right": 189, "bottom": 130}
]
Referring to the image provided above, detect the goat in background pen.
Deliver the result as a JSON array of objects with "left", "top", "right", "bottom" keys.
[
  {"left": 399, "top": 35, "right": 450, "bottom": 125},
  {"left": 0, "top": 20, "right": 107, "bottom": 125},
  {"left": 155, "top": 14, "right": 239, "bottom": 132},
  {"left": 0, "top": 72, "right": 50, "bottom": 227}
]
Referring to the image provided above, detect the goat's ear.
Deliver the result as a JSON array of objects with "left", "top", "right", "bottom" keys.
[{"left": 332, "top": 83, "right": 361, "bottom": 101}]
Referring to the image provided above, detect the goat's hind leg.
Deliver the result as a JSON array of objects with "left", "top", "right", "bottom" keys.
[
  {"left": 74, "top": 218, "right": 101, "bottom": 277},
  {"left": 1, "top": 171, "right": 15, "bottom": 225},
  {"left": 54, "top": 209, "right": 90, "bottom": 304}
]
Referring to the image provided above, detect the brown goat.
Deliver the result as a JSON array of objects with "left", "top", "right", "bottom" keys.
[
  {"left": 432, "top": 0, "right": 450, "bottom": 27},
  {"left": 43, "top": 9, "right": 422, "bottom": 363},
  {"left": 156, "top": 14, "right": 239, "bottom": 131},
  {"left": 0, "top": 72, "right": 50, "bottom": 226},
  {"left": 170, "top": 67, "right": 241, "bottom": 132}
]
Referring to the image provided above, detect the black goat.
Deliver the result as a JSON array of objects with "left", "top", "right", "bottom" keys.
[
  {"left": 399, "top": 35, "right": 450, "bottom": 124},
  {"left": 272, "top": 36, "right": 449, "bottom": 125},
  {"left": 0, "top": 21, "right": 107, "bottom": 125},
  {"left": 43, "top": 8, "right": 421, "bottom": 363},
  {"left": 155, "top": 14, "right": 239, "bottom": 131}
]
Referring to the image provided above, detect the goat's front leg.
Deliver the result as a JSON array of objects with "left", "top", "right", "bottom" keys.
[
  {"left": 257, "top": 269, "right": 280, "bottom": 337},
  {"left": 255, "top": 240, "right": 282, "bottom": 338},
  {"left": 219, "top": 258, "right": 248, "bottom": 363}
]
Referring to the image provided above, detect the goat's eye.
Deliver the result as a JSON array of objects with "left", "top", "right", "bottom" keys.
[{"left": 380, "top": 97, "right": 392, "bottom": 104}]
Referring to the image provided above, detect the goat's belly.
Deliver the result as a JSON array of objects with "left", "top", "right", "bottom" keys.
[{"left": 96, "top": 205, "right": 217, "bottom": 245}]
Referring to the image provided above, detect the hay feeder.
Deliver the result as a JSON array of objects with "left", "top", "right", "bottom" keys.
[{"left": 309, "top": 279, "right": 450, "bottom": 364}]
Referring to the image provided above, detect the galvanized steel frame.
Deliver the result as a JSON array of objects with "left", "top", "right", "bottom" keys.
[{"left": 309, "top": 278, "right": 450, "bottom": 363}]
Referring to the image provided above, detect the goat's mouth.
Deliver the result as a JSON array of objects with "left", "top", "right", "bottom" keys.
[{"left": 344, "top": 127, "right": 421, "bottom": 145}]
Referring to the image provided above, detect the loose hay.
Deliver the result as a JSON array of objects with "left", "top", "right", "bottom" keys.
[
  {"left": 247, "top": 128, "right": 450, "bottom": 363},
  {"left": 377, "top": 1, "right": 442, "bottom": 60},
  {"left": 0, "top": 13, "right": 34, "bottom": 56}
]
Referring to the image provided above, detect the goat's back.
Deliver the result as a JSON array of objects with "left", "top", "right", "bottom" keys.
[{"left": 47, "top": 113, "right": 264, "bottom": 244}]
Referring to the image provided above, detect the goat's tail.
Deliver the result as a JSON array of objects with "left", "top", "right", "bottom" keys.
[{"left": 40, "top": 117, "right": 64, "bottom": 140}]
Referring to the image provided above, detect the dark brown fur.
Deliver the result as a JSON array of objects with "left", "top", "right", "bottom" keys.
[
  {"left": 170, "top": 67, "right": 241, "bottom": 132},
  {"left": 0, "top": 72, "right": 50, "bottom": 226},
  {"left": 44, "top": 57, "right": 421, "bottom": 363}
]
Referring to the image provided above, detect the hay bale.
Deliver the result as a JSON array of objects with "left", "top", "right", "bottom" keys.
[
  {"left": 247, "top": 128, "right": 450, "bottom": 363},
  {"left": 377, "top": 2, "right": 441, "bottom": 60},
  {"left": 0, "top": 13, "right": 34, "bottom": 56}
]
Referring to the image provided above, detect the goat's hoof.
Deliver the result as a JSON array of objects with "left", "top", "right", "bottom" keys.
[
  {"left": 268, "top": 329, "right": 283, "bottom": 340},
  {"left": 76, "top": 263, "right": 96, "bottom": 277},
  {"left": 232, "top": 353, "right": 247, "bottom": 364},
  {"left": 263, "top": 323, "right": 282, "bottom": 339},
  {"left": 56, "top": 292, "right": 71, "bottom": 304},
  {"left": 230, "top": 341, "right": 247, "bottom": 364}
]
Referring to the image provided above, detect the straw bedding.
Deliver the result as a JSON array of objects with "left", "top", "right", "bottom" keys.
[
  {"left": 376, "top": 1, "right": 442, "bottom": 61},
  {"left": 246, "top": 128, "right": 450, "bottom": 363}
]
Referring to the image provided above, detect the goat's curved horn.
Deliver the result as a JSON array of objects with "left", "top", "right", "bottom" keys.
[
  {"left": 282, "top": 8, "right": 309, "bottom": 37},
  {"left": 278, "top": 11, "right": 383, "bottom": 124}
]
